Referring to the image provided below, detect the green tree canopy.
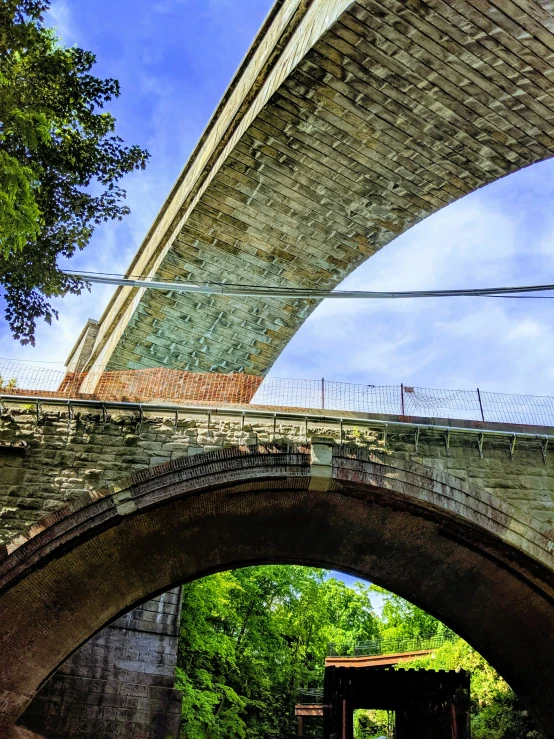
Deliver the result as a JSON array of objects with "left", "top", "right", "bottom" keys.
[
  {"left": 175, "top": 568, "right": 545, "bottom": 739},
  {"left": 0, "top": 0, "right": 148, "bottom": 343},
  {"left": 371, "top": 589, "right": 544, "bottom": 739},
  {"left": 411, "top": 641, "right": 543, "bottom": 739},
  {"left": 176, "top": 567, "right": 380, "bottom": 739},
  {"left": 371, "top": 585, "right": 450, "bottom": 641}
]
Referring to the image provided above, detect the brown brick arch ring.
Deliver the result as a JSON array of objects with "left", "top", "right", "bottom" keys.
[{"left": 1, "top": 444, "right": 554, "bottom": 734}]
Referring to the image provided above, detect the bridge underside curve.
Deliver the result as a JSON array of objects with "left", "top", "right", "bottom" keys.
[
  {"left": 0, "top": 446, "right": 553, "bottom": 734},
  {"left": 83, "top": 0, "right": 554, "bottom": 374}
]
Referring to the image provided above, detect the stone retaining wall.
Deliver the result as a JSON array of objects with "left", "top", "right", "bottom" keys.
[
  {"left": 20, "top": 590, "right": 183, "bottom": 739},
  {"left": 2, "top": 402, "right": 553, "bottom": 737}
]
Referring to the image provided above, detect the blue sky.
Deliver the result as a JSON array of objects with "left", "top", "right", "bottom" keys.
[{"left": 3, "top": 0, "right": 554, "bottom": 401}]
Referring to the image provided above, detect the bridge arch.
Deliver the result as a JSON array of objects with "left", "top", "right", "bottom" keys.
[
  {"left": 76, "top": 0, "right": 554, "bottom": 377},
  {"left": 1, "top": 444, "right": 553, "bottom": 733}
]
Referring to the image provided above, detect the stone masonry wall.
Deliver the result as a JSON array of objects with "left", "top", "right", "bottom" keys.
[
  {"left": 1, "top": 400, "right": 553, "bottom": 738},
  {"left": 1, "top": 401, "right": 554, "bottom": 547},
  {"left": 20, "top": 589, "right": 183, "bottom": 739},
  {"left": 90, "top": 0, "right": 554, "bottom": 375}
]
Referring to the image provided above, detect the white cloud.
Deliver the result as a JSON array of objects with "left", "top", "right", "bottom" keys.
[
  {"left": 270, "top": 170, "right": 554, "bottom": 397},
  {"left": 504, "top": 319, "right": 543, "bottom": 341},
  {"left": 47, "top": 1, "right": 76, "bottom": 43}
]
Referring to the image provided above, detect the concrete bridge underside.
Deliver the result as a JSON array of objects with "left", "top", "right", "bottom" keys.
[{"left": 75, "top": 0, "right": 554, "bottom": 375}]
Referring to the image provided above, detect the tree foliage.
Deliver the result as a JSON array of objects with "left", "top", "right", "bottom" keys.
[
  {"left": 354, "top": 708, "right": 390, "bottom": 739},
  {"left": 375, "top": 590, "right": 544, "bottom": 739},
  {"left": 176, "top": 567, "right": 379, "bottom": 738},
  {"left": 411, "top": 640, "right": 544, "bottom": 739},
  {"left": 371, "top": 586, "right": 451, "bottom": 641},
  {"left": 176, "top": 569, "right": 545, "bottom": 739},
  {"left": 0, "top": 0, "right": 148, "bottom": 343}
]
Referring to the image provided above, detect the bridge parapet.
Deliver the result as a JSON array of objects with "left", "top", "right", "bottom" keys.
[{"left": 1, "top": 397, "right": 553, "bottom": 546}]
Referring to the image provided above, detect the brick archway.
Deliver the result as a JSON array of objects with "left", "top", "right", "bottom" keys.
[{"left": 1, "top": 444, "right": 553, "bottom": 734}]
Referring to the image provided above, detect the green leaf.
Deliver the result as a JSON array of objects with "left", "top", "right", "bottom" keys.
[{"left": 0, "top": 0, "right": 149, "bottom": 343}]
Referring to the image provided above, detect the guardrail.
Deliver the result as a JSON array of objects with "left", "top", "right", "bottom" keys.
[
  {"left": 254, "top": 377, "right": 554, "bottom": 427},
  {"left": 297, "top": 689, "right": 325, "bottom": 705}
]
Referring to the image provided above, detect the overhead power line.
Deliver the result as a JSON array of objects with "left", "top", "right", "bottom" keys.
[{"left": 64, "top": 270, "right": 554, "bottom": 300}]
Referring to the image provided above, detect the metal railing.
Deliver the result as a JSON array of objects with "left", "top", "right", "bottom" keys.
[
  {"left": 327, "top": 632, "right": 456, "bottom": 658},
  {"left": 253, "top": 377, "right": 554, "bottom": 427},
  {"left": 297, "top": 689, "right": 325, "bottom": 705},
  {"left": 1, "top": 358, "right": 554, "bottom": 428}
]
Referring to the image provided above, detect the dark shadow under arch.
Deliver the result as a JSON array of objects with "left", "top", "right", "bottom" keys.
[{"left": 1, "top": 445, "right": 553, "bottom": 735}]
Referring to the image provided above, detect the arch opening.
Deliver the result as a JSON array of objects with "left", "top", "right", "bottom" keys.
[{"left": 1, "top": 445, "right": 553, "bottom": 735}]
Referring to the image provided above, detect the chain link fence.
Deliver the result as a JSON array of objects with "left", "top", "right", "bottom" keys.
[
  {"left": 296, "top": 689, "right": 325, "bottom": 705},
  {"left": 1, "top": 358, "right": 554, "bottom": 427}
]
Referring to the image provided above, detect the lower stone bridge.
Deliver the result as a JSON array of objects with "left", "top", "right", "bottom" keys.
[{"left": 0, "top": 397, "right": 553, "bottom": 737}]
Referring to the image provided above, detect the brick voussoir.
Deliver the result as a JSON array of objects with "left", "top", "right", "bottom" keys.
[{"left": 0, "top": 448, "right": 312, "bottom": 590}]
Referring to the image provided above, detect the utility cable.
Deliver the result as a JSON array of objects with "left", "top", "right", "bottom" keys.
[{"left": 63, "top": 270, "right": 554, "bottom": 300}]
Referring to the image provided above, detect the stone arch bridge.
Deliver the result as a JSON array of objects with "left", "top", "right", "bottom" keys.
[
  {"left": 0, "top": 398, "right": 554, "bottom": 737},
  {"left": 71, "top": 0, "right": 554, "bottom": 379},
  {"left": 5, "top": 0, "right": 554, "bottom": 736}
]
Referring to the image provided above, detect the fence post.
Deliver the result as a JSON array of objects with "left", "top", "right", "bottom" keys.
[
  {"left": 477, "top": 388, "right": 485, "bottom": 422},
  {"left": 321, "top": 377, "right": 325, "bottom": 410},
  {"left": 400, "top": 383, "right": 405, "bottom": 416}
]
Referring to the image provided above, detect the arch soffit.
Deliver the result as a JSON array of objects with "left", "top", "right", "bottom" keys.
[
  {"left": 85, "top": 0, "right": 554, "bottom": 374},
  {"left": 1, "top": 445, "right": 552, "bottom": 589},
  {"left": 1, "top": 446, "right": 554, "bottom": 729}
]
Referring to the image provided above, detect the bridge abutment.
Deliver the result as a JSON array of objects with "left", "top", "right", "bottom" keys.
[{"left": 19, "top": 589, "right": 183, "bottom": 739}]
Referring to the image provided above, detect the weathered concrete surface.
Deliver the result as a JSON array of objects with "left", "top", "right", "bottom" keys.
[
  {"left": 0, "top": 413, "right": 554, "bottom": 733},
  {"left": 74, "top": 0, "right": 554, "bottom": 375},
  {"left": 19, "top": 590, "right": 182, "bottom": 739}
]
